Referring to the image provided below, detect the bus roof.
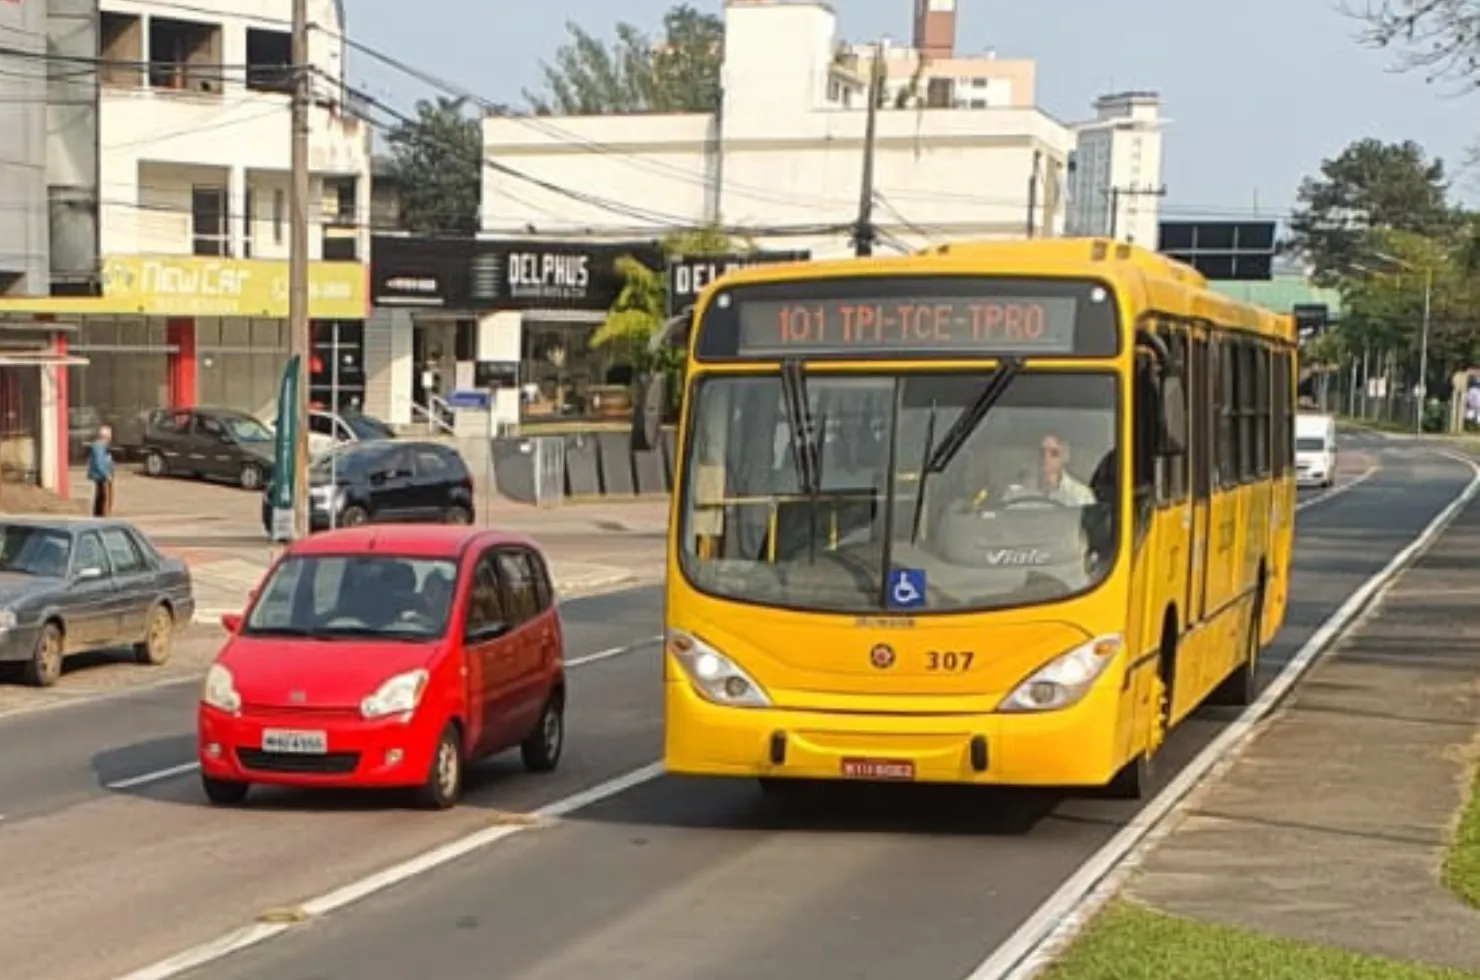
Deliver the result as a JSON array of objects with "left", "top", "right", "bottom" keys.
[{"left": 699, "top": 237, "right": 1294, "bottom": 346}]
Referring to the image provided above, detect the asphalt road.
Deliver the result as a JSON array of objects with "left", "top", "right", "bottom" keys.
[{"left": 0, "top": 434, "right": 1466, "bottom": 980}]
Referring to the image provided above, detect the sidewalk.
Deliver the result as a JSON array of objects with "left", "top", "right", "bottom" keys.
[{"left": 1120, "top": 493, "right": 1480, "bottom": 972}]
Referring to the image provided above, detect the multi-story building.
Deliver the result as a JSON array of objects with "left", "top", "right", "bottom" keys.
[
  {"left": 0, "top": 0, "right": 72, "bottom": 496},
  {"left": 837, "top": 0, "right": 1035, "bottom": 111},
  {"left": 1064, "top": 91, "right": 1165, "bottom": 245},
  {"left": 0, "top": 0, "right": 374, "bottom": 469},
  {"left": 0, "top": 0, "right": 49, "bottom": 297}
]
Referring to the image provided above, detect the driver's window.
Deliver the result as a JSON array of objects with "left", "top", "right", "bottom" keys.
[
  {"left": 308, "top": 414, "right": 334, "bottom": 437},
  {"left": 74, "top": 533, "right": 108, "bottom": 576},
  {"left": 373, "top": 448, "right": 412, "bottom": 480},
  {"left": 464, "top": 554, "right": 506, "bottom": 639},
  {"left": 198, "top": 416, "right": 226, "bottom": 440}
]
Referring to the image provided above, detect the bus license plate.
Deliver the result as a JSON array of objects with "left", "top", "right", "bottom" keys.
[
  {"left": 262, "top": 728, "right": 327, "bottom": 754},
  {"left": 840, "top": 758, "right": 915, "bottom": 780}
]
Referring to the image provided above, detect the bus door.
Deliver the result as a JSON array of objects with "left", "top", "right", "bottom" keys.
[
  {"left": 1189, "top": 328, "right": 1212, "bottom": 629},
  {"left": 1153, "top": 319, "right": 1194, "bottom": 718}
]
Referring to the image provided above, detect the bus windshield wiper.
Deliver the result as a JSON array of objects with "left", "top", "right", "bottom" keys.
[
  {"left": 908, "top": 402, "right": 938, "bottom": 544},
  {"left": 907, "top": 358, "right": 1022, "bottom": 545},
  {"left": 922, "top": 358, "right": 1023, "bottom": 475},
  {"left": 780, "top": 358, "right": 820, "bottom": 495}
]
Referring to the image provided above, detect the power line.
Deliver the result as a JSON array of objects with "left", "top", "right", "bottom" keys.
[{"left": 3, "top": 43, "right": 1305, "bottom": 225}]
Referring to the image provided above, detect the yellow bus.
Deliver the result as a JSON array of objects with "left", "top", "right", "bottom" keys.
[{"left": 633, "top": 238, "right": 1297, "bottom": 798}]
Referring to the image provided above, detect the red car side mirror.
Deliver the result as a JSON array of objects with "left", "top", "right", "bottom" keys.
[{"left": 220, "top": 613, "right": 243, "bottom": 634}]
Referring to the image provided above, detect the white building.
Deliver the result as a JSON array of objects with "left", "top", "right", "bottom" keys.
[
  {"left": 482, "top": 0, "right": 1073, "bottom": 258},
  {"left": 1064, "top": 91, "right": 1165, "bottom": 246},
  {"left": 94, "top": 0, "right": 370, "bottom": 262},
  {"left": 36, "top": 0, "right": 376, "bottom": 448}
]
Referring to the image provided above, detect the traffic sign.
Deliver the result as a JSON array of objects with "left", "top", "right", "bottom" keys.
[{"left": 446, "top": 389, "right": 491, "bottom": 409}]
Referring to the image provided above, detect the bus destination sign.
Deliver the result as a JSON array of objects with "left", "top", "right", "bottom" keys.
[{"left": 733, "top": 295, "right": 1081, "bottom": 357}]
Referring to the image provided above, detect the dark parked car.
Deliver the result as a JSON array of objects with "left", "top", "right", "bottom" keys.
[
  {"left": 141, "top": 407, "right": 276, "bottom": 491},
  {"left": 261, "top": 439, "right": 476, "bottom": 534},
  {"left": 0, "top": 518, "right": 195, "bottom": 687}
]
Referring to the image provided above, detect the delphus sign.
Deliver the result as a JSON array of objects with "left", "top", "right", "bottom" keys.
[{"left": 665, "top": 250, "right": 811, "bottom": 317}]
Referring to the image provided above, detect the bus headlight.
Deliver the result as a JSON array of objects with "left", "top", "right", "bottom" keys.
[
  {"left": 997, "top": 634, "right": 1123, "bottom": 713},
  {"left": 667, "top": 629, "right": 771, "bottom": 708}
]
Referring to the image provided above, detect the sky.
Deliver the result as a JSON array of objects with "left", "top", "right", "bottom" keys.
[{"left": 341, "top": 0, "right": 1479, "bottom": 222}]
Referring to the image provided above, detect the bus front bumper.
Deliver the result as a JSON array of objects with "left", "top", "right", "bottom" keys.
[{"left": 663, "top": 679, "right": 1124, "bottom": 787}]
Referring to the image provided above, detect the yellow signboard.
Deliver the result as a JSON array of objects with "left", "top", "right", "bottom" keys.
[{"left": 97, "top": 255, "right": 367, "bottom": 318}]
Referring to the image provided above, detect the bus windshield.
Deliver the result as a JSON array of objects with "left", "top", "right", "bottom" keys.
[{"left": 677, "top": 370, "right": 1120, "bottom": 614}]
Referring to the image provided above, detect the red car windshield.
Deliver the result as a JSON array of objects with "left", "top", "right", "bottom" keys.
[{"left": 243, "top": 554, "right": 458, "bottom": 640}]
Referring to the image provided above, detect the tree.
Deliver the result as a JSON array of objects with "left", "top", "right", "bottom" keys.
[
  {"left": 1288, "top": 138, "right": 1452, "bottom": 284},
  {"left": 383, "top": 97, "right": 482, "bottom": 235},
  {"left": 1337, "top": 227, "right": 1480, "bottom": 393},
  {"left": 1347, "top": 0, "right": 1480, "bottom": 91},
  {"left": 591, "top": 226, "right": 748, "bottom": 368},
  {"left": 523, "top": 4, "right": 724, "bottom": 115}
]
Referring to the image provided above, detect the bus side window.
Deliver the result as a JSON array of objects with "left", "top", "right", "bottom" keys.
[
  {"left": 1157, "top": 321, "right": 1189, "bottom": 505},
  {"left": 1132, "top": 349, "right": 1159, "bottom": 539}
]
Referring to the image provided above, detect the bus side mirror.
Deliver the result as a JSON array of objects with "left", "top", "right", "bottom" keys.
[
  {"left": 631, "top": 372, "right": 666, "bottom": 452},
  {"left": 1158, "top": 373, "right": 1187, "bottom": 456}
]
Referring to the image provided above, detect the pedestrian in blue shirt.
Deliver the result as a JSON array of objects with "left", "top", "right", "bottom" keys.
[{"left": 87, "top": 425, "right": 115, "bottom": 517}]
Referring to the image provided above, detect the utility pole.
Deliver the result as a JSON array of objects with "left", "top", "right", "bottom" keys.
[
  {"left": 853, "top": 42, "right": 884, "bottom": 257},
  {"left": 1106, "top": 183, "right": 1166, "bottom": 241},
  {"left": 1416, "top": 265, "right": 1432, "bottom": 435},
  {"left": 288, "top": 0, "right": 310, "bottom": 538}
]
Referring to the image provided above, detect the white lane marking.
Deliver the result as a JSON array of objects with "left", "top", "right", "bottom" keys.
[
  {"left": 99, "top": 636, "right": 664, "bottom": 792},
  {"left": 966, "top": 448, "right": 1480, "bottom": 980},
  {"left": 105, "top": 762, "right": 202, "bottom": 791},
  {"left": 1294, "top": 463, "right": 1377, "bottom": 513},
  {"left": 115, "top": 762, "right": 667, "bottom": 980},
  {"left": 567, "top": 635, "right": 663, "bottom": 668},
  {"left": 297, "top": 762, "right": 664, "bottom": 919}
]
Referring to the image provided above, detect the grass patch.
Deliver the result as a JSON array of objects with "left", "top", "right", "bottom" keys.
[
  {"left": 1041, "top": 901, "right": 1480, "bottom": 980},
  {"left": 1444, "top": 765, "right": 1480, "bottom": 909}
]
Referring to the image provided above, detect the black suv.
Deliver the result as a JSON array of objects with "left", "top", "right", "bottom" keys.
[
  {"left": 261, "top": 439, "right": 476, "bottom": 534},
  {"left": 140, "top": 407, "right": 276, "bottom": 491}
]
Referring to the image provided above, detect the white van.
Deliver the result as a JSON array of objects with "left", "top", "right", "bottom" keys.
[{"left": 1295, "top": 413, "right": 1337, "bottom": 488}]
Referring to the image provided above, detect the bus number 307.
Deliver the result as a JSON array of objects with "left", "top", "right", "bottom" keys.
[{"left": 926, "top": 651, "right": 974, "bottom": 671}]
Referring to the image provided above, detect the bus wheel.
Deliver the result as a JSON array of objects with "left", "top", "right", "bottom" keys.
[
  {"left": 1105, "top": 750, "right": 1153, "bottom": 800},
  {"left": 1210, "top": 582, "right": 1263, "bottom": 707}
]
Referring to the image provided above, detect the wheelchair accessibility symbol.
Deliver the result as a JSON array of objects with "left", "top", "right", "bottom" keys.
[{"left": 887, "top": 568, "right": 926, "bottom": 610}]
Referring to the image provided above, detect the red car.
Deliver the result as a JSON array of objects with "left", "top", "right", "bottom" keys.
[{"left": 197, "top": 525, "right": 566, "bottom": 809}]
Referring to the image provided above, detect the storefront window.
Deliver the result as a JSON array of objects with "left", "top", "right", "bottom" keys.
[
  {"left": 197, "top": 317, "right": 289, "bottom": 420},
  {"left": 519, "top": 318, "right": 627, "bottom": 421},
  {"left": 70, "top": 316, "right": 173, "bottom": 453},
  {"left": 309, "top": 319, "right": 366, "bottom": 413},
  {"left": 0, "top": 336, "right": 46, "bottom": 481}
]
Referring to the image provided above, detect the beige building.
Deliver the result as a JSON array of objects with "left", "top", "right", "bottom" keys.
[{"left": 837, "top": 0, "right": 1035, "bottom": 111}]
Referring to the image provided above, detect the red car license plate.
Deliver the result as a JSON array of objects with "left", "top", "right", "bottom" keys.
[{"left": 840, "top": 758, "right": 916, "bottom": 780}]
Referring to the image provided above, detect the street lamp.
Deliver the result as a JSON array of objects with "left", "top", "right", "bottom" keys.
[{"left": 1369, "top": 251, "right": 1434, "bottom": 435}]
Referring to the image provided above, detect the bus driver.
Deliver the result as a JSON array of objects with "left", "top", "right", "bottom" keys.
[{"left": 1004, "top": 431, "right": 1096, "bottom": 507}]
